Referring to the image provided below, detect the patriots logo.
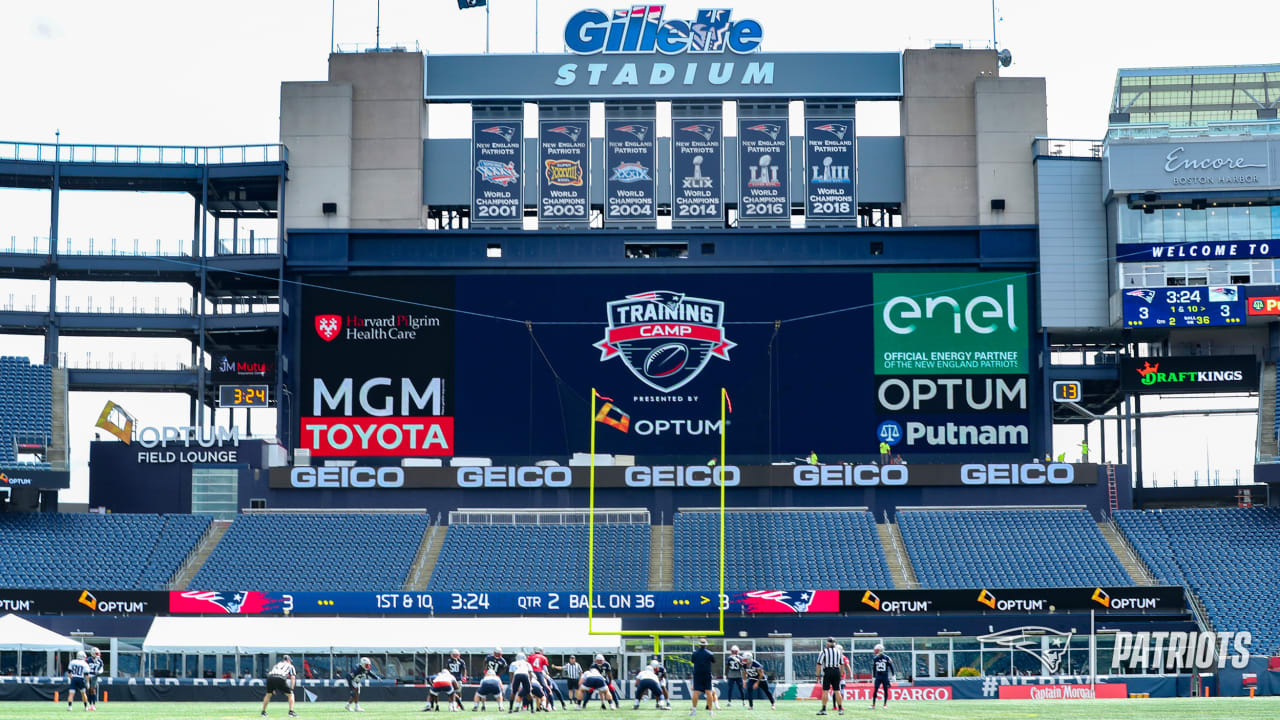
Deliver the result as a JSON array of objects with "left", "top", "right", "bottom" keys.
[
  {"left": 547, "top": 124, "right": 582, "bottom": 143},
  {"left": 480, "top": 125, "right": 516, "bottom": 143},
  {"left": 615, "top": 124, "right": 650, "bottom": 141},
  {"left": 813, "top": 123, "right": 848, "bottom": 140},
  {"left": 978, "top": 626, "right": 1074, "bottom": 674},
  {"left": 170, "top": 590, "right": 285, "bottom": 615},
  {"left": 747, "top": 123, "right": 782, "bottom": 140},
  {"left": 1209, "top": 286, "right": 1238, "bottom": 302},
  {"left": 1125, "top": 289, "right": 1156, "bottom": 303},
  {"left": 680, "top": 123, "right": 717, "bottom": 141},
  {"left": 596, "top": 290, "right": 734, "bottom": 393}
]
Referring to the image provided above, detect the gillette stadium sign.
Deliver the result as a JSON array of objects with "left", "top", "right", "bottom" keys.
[{"left": 422, "top": 7, "right": 902, "bottom": 100}]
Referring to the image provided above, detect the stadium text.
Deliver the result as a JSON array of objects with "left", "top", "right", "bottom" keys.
[
  {"left": 1112, "top": 630, "right": 1251, "bottom": 670},
  {"left": 290, "top": 466, "right": 405, "bottom": 488},
  {"left": 134, "top": 426, "right": 240, "bottom": 448}
]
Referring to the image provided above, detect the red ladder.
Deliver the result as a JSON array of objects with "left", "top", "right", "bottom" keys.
[{"left": 1106, "top": 464, "right": 1119, "bottom": 516}]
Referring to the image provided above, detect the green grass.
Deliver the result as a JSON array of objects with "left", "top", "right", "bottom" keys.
[{"left": 4, "top": 698, "right": 1279, "bottom": 720}]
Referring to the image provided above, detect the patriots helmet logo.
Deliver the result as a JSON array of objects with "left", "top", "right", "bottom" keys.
[
  {"left": 480, "top": 125, "right": 516, "bottom": 143},
  {"left": 596, "top": 290, "right": 735, "bottom": 393},
  {"left": 1125, "top": 289, "right": 1156, "bottom": 303},
  {"left": 978, "top": 626, "right": 1074, "bottom": 674},
  {"left": 547, "top": 124, "right": 582, "bottom": 143},
  {"left": 615, "top": 124, "right": 650, "bottom": 141},
  {"left": 747, "top": 123, "right": 782, "bottom": 140},
  {"left": 813, "top": 123, "right": 848, "bottom": 140},
  {"left": 680, "top": 123, "right": 717, "bottom": 141}
]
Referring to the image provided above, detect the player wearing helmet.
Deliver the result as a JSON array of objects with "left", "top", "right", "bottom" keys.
[
  {"left": 741, "top": 651, "right": 774, "bottom": 710},
  {"left": 473, "top": 669, "right": 505, "bottom": 712},
  {"left": 508, "top": 652, "right": 534, "bottom": 713},
  {"left": 577, "top": 667, "right": 614, "bottom": 709},
  {"left": 445, "top": 650, "right": 469, "bottom": 711},
  {"left": 85, "top": 647, "right": 104, "bottom": 711},
  {"left": 345, "top": 656, "right": 380, "bottom": 712},
  {"left": 67, "top": 650, "right": 90, "bottom": 711},
  {"left": 724, "top": 645, "right": 745, "bottom": 707},
  {"left": 869, "top": 644, "right": 895, "bottom": 710},
  {"left": 590, "top": 654, "right": 619, "bottom": 709}
]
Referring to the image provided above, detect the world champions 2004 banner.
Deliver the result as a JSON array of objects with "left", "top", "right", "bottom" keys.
[{"left": 605, "top": 118, "right": 657, "bottom": 224}]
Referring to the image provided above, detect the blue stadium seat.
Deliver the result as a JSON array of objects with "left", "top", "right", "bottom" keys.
[
  {"left": 1116, "top": 507, "right": 1280, "bottom": 654},
  {"left": 0, "top": 512, "right": 211, "bottom": 590},
  {"left": 898, "top": 508, "right": 1132, "bottom": 589},
  {"left": 426, "top": 519, "right": 650, "bottom": 592},
  {"left": 671, "top": 510, "right": 891, "bottom": 590},
  {"left": 0, "top": 356, "right": 54, "bottom": 468},
  {"left": 192, "top": 513, "right": 431, "bottom": 591}
]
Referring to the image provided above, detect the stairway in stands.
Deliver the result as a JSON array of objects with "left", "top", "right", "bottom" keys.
[
  {"left": 1259, "top": 362, "right": 1277, "bottom": 461},
  {"left": 47, "top": 367, "right": 69, "bottom": 469},
  {"left": 405, "top": 522, "right": 446, "bottom": 591},
  {"left": 170, "top": 520, "right": 230, "bottom": 590},
  {"left": 1098, "top": 520, "right": 1155, "bottom": 586},
  {"left": 649, "top": 525, "right": 673, "bottom": 590},
  {"left": 877, "top": 519, "right": 918, "bottom": 589}
]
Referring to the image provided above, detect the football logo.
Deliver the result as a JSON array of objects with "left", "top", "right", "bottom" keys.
[
  {"left": 1124, "top": 289, "right": 1156, "bottom": 303},
  {"left": 614, "top": 124, "right": 650, "bottom": 141},
  {"left": 546, "top": 124, "right": 583, "bottom": 142},
  {"left": 680, "top": 123, "right": 718, "bottom": 141},
  {"left": 746, "top": 123, "right": 782, "bottom": 140},
  {"left": 610, "top": 162, "right": 651, "bottom": 183},
  {"left": 480, "top": 125, "right": 516, "bottom": 143},
  {"left": 476, "top": 159, "right": 520, "bottom": 187},
  {"left": 813, "top": 123, "right": 848, "bottom": 140},
  {"left": 544, "top": 159, "right": 584, "bottom": 186},
  {"left": 315, "top": 315, "right": 342, "bottom": 342},
  {"left": 595, "top": 290, "right": 735, "bottom": 392}
]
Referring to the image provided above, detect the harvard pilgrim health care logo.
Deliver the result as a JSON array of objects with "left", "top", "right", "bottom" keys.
[
  {"left": 315, "top": 314, "right": 342, "bottom": 342},
  {"left": 595, "top": 290, "right": 735, "bottom": 393}
]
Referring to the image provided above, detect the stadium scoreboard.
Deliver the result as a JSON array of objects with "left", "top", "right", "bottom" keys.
[
  {"left": 1122, "top": 286, "right": 1244, "bottom": 328},
  {"left": 1052, "top": 381, "right": 1081, "bottom": 403},
  {"left": 218, "top": 384, "right": 269, "bottom": 408}
]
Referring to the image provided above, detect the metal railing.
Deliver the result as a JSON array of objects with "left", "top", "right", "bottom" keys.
[
  {"left": 449, "top": 508, "right": 651, "bottom": 525},
  {"left": 334, "top": 41, "right": 422, "bottom": 54},
  {"left": 1106, "top": 121, "right": 1280, "bottom": 142},
  {"left": 0, "top": 141, "right": 287, "bottom": 165},
  {"left": 1033, "top": 137, "right": 1104, "bottom": 159},
  {"left": 3, "top": 236, "right": 281, "bottom": 257},
  {"left": 58, "top": 353, "right": 197, "bottom": 372}
]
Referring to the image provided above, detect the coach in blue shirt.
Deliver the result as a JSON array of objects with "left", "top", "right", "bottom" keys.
[{"left": 691, "top": 638, "right": 716, "bottom": 715}]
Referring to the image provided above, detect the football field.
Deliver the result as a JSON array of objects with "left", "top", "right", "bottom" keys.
[{"left": 2, "top": 698, "right": 1278, "bottom": 720}]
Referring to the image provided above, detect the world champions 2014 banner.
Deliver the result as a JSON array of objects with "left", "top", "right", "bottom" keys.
[{"left": 162, "top": 586, "right": 1182, "bottom": 616}]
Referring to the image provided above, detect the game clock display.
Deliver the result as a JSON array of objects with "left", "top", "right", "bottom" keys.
[
  {"left": 218, "top": 384, "right": 269, "bottom": 407},
  {"left": 1122, "top": 287, "right": 1244, "bottom": 328}
]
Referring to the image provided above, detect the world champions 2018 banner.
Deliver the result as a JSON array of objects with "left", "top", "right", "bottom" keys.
[{"left": 294, "top": 271, "right": 1037, "bottom": 459}]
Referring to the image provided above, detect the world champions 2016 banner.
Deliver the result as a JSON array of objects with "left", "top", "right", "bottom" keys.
[{"left": 294, "top": 271, "right": 1036, "bottom": 459}]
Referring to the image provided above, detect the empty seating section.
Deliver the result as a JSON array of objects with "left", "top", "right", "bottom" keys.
[
  {"left": 671, "top": 510, "right": 891, "bottom": 590},
  {"left": 898, "top": 508, "right": 1131, "bottom": 588},
  {"left": 427, "top": 522, "right": 649, "bottom": 591},
  {"left": 192, "top": 513, "right": 430, "bottom": 591},
  {"left": 0, "top": 513, "right": 211, "bottom": 590},
  {"left": 0, "top": 356, "right": 53, "bottom": 468},
  {"left": 1116, "top": 507, "right": 1280, "bottom": 654}
]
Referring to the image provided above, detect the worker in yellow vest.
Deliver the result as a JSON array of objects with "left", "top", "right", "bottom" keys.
[{"left": 879, "top": 441, "right": 891, "bottom": 464}]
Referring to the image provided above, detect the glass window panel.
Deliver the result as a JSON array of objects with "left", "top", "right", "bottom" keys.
[
  {"left": 1185, "top": 208, "right": 1207, "bottom": 242},
  {"left": 1120, "top": 76, "right": 1148, "bottom": 87},
  {"left": 1250, "top": 207, "right": 1270, "bottom": 240},
  {"left": 1228, "top": 206, "right": 1250, "bottom": 241},
  {"left": 1123, "top": 267, "right": 1142, "bottom": 288},
  {"left": 1207, "top": 208, "right": 1229, "bottom": 242},
  {"left": 1162, "top": 209, "right": 1185, "bottom": 242},
  {"left": 1119, "top": 206, "right": 1144, "bottom": 243},
  {"left": 1273, "top": 207, "right": 1280, "bottom": 238},
  {"left": 1207, "top": 270, "right": 1229, "bottom": 285},
  {"left": 1141, "top": 210, "right": 1163, "bottom": 242}
]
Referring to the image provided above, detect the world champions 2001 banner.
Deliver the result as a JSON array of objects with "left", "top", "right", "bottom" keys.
[{"left": 294, "top": 271, "right": 1036, "bottom": 460}]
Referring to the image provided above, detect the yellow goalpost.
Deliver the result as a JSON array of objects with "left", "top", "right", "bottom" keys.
[{"left": 587, "top": 387, "right": 729, "bottom": 654}]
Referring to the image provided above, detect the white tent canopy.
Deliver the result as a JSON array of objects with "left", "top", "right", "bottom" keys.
[
  {"left": 143, "top": 616, "right": 622, "bottom": 654},
  {"left": 0, "top": 614, "right": 83, "bottom": 651}
]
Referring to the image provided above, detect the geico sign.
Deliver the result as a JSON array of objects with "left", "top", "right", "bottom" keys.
[
  {"left": 457, "top": 466, "right": 574, "bottom": 488},
  {"left": 625, "top": 466, "right": 738, "bottom": 487},
  {"left": 793, "top": 464, "right": 908, "bottom": 487},
  {"left": 290, "top": 466, "right": 405, "bottom": 488},
  {"left": 961, "top": 463, "right": 1074, "bottom": 485}
]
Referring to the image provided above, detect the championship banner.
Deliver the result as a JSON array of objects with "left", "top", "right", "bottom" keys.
[
  {"left": 471, "top": 119, "right": 523, "bottom": 225},
  {"left": 738, "top": 118, "right": 789, "bottom": 222},
  {"left": 604, "top": 118, "right": 656, "bottom": 224},
  {"left": 671, "top": 118, "right": 723, "bottom": 225},
  {"left": 538, "top": 119, "right": 590, "bottom": 225},
  {"left": 804, "top": 117, "right": 856, "bottom": 221}
]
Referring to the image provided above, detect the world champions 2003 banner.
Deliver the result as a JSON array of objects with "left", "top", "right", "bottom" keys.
[{"left": 294, "top": 271, "right": 1036, "bottom": 459}]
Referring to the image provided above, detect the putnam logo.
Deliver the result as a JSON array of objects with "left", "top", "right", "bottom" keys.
[
  {"left": 476, "top": 160, "right": 519, "bottom": 187},
  {"left": 545, "top": 159, "right": 584, "bottom": 186},
  {"left": 314, "top": 315, "right": 342, "bottom": 342},
  {"left": 610, "top": 162, "right": 651, "bottom": 183},
  {"left": 595, "top": 290, "right": 735, "bottom": 393}
]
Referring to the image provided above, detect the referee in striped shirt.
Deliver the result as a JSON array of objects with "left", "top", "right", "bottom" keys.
[
  {"left": 562, "top": 655, "right": 583, "bottom": 695},
  {"left": 816, "top": 637, "right": 845, "bottom": 716}
]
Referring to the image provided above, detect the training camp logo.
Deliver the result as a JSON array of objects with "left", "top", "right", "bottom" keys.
[
  {"left": 615, "top": 124, "right": 650, "bottom": 141},
  {"left": 978, "top": 626, "right": 1073, "bottom": 674},
  {"left": 813, "top": 123, "right": 848, "bottom": 140},
  {"left": 480, "top": 125, "right": 516, "bottom": 143},
  {"left": 746, "top": 123, "right": 782, "bottom": 141},
  {"left": 680, "top": 123, "right": 717, "bottom": 141},
  {"left": 547, "top": 125, "right": 583, "bottom": 142},
  {"left": 595, "top": 290, "right": 735, "bottom": 393},
  {"left": 1125, "top": 289, "right": 1156, "bottom": 303},
  {"left": 314, "top": 315, "right": 342, "bottom": 342},
  {"left": 476, "top": 160, "right": 519, "bottom": 187},
  {"left": 545, "top": 159, "right": 584, "bottom": 186}
]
